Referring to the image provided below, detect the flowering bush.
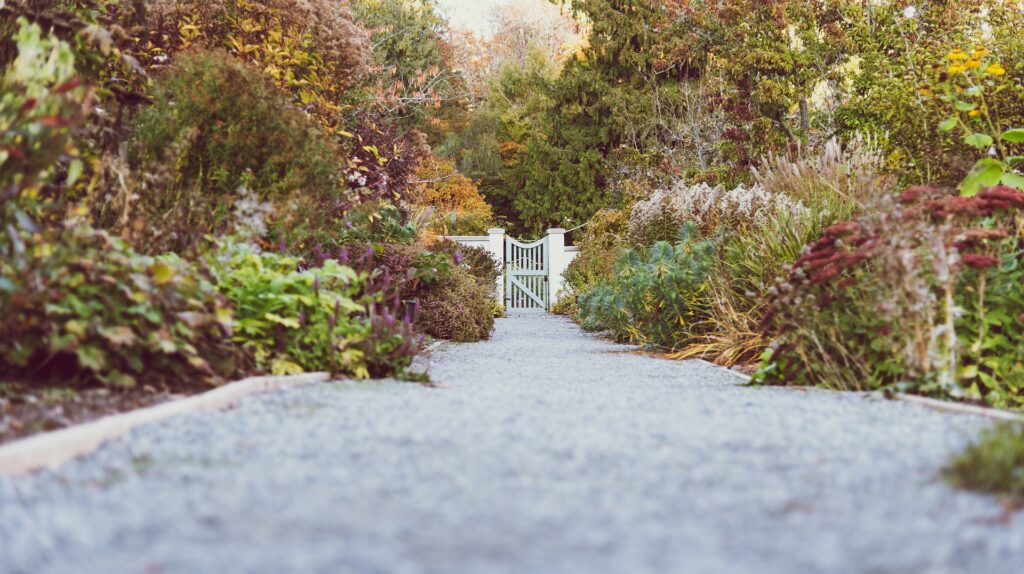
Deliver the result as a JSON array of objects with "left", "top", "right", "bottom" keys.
[
  {"left": 627, "top": 181, "right": 809, "bottom": 245},
  {"left": 935, "top": 45, "right": 1024, "bottom": 196},
  {"left": 757, "top": 185, "right": 1024, "bottom": 409}
]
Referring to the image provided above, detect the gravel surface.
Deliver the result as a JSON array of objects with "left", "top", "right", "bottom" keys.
[{"left": 1, "top": 314, "right": 1022, "bottom": 574}]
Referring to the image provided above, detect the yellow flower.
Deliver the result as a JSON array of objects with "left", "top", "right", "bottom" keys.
[
  {"left": 969, "top": 109, "right": 980, "bottom": 117},
  {"left": 986, "top": 63, "right": 1006, "bottom": 76},
  {"left": 948, "top": 63, "right": 967, "bottom": 74},
  {"left": 948, "top": 49, "right": 968, "bottom": 61},
  {"left": 973, "top": 47, "right": 989, "bottom": 58},
  {"left": 966, "top": 59, "right": 981, "bottom": 69}
]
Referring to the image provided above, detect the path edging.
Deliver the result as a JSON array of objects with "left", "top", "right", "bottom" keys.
[
  {"left": 0, "top": 372, "right": 331, "bottom": 477},
  {"left": 693, "top": 358, "right": 1024, "bottom": 423}
]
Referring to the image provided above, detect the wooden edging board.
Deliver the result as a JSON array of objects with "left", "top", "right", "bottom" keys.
[
  {"left": 692, "top": 358, "right": 1024, "bottom": 423},
  {"left": 0, "top": 372, "right": 331, "bottom": 477}
]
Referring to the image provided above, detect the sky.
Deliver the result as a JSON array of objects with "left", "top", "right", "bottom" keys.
[{"left": 433, "top": 0, "right": 519, "bottom": 36}]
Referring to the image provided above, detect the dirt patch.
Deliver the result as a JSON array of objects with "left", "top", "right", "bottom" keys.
[{"left": 0, "top": 383, "right": 183, "bottom": 446}]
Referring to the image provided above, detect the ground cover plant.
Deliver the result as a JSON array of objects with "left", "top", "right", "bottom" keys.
[{"left": 945, "top": 422, "right": 1024, "bottom": 500}]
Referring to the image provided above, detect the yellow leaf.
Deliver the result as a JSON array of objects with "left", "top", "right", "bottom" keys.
[{"left": 150, "top": 260, "right": 175, "bottom": 285}]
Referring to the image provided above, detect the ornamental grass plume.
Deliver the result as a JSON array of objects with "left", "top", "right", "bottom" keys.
[
  {"left": 751, "top": 134, "right": 892, "bottom": 215},
  {"left": 627, "top": 181, "right": 809, "bottom": 245}
]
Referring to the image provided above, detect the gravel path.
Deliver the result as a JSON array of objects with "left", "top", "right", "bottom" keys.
[{"left": 1, "top": 314, "right": 1022, "bottom": 573}]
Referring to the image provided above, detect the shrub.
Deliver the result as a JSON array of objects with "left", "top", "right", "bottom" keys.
[
  {"left": 341, "top": 242, "right": 496, "bottom": 342},
  {"left": 0, "top": 18, "right": 90, "bottom": 234},
  {"left": 757, "top": 185, "right": 1024, "bottom": 409},
  {"left": 563, "top": 209, "right": 628, "bottom": 300},
  {"left": 0, "top": 225, "right": 250, "bottom": 390},
  {"left": 627, "top": 181, "right": 809, "bottom": 245},
  {"left": 209, "top": 244, "right": 418, "bottom": 378},
  {"left": 409, "top": 156, "right": 494, "bottom": 235},
  {"left": 578, "top": 223, "right": 715, "bottom": 349},
  {"left": 113, "top": 50, "right": 354, "bottom": 254},
  {"left": 431, "top": 239, "right": 500, "bottom": 293},
  {"left": 144, "top": 0, "right": 370, "bottom": 124},
  {"left": 418, "top": 266, "right": 496, "bottom": 342},
  {"left": 944, "top": 423, "right": 1024, "bottom": 500}
]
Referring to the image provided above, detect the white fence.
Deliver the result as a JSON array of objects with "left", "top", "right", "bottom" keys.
[{"left": 444, "top": 228, "right": 579, "bottom": 312}]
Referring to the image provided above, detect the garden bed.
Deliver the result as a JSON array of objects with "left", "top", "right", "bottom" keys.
[{"left": 0, "top": 382, "right": 178, "bottom": 446}]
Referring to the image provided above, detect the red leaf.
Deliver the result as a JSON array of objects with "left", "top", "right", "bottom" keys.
[
  {"left": 53, "top": 77, "right": 83, "bottom": 94},
  {"left": 36, "top": 116, "right": 67, "bottom": 128},
  {"left": 0, "top": 145, "right": 27, "bottom": 160}
]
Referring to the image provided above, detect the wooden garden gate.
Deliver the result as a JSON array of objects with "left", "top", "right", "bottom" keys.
[{"left": 505, "top": 236, "right": 549, "bottom": 312}]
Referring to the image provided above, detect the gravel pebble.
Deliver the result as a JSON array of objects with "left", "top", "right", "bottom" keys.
[{"left": 1, "top": 314, "right": 1022, "bottom": 573}]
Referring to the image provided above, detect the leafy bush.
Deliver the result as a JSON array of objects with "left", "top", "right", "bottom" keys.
[
  {"left": 945, "top": 423, "right": 1024, "bottom": 499},
  {"left": 418, "top": 266, "right": 496, "bottom": 342},
  {"left": 1, "top": 23, "right": 248, "bottom": 391},
  {"left": 209, "top": 244, "right": 418, "bottom": 378},
  {"left": 144, "top": 0, "right": 370, "bottom": 125},
  {"left": 578, "top": 223, "right": 715, "bottom": 349},
  {"left": 1, "top": 18, "right": 90, "bottom": 234},
  {"left": 563, "top": 209, "right": 628, "bottom": 300},
  {"left": 0, "top": 226, "right": 250, "bottom": 390},
  {"left": 757, "top": 185, "right": 1024, "bottom": 409},
  {"left": 115, "top": 50, "right": 355, "bottom": 254},
  {"left": 409, "top": 156, "right": 494, "bottom": 235},
  {"left": 431, "top": 239, "right": 500, "bottom": 293},
  {"left": 341, "top": 242, "right": 496, "bottom": 342},
  {"left": 828, "top": 4, "right": 1024, "bottom": 190}
]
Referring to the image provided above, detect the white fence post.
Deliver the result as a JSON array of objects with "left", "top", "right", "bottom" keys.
[
  {"left": 488, "top": 227, "right": 506, "bottom": 306},
  {"left": 546, "top": 228, "right": 567, "bottom": 307}
]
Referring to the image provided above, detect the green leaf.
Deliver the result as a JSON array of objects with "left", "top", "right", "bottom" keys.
[
  {"left": 66, "top": 159, "right": 83, "bottom": 187},
  {"left": 959, "top": 158, "right": 1005, "bottom": 197},
  {"left": 954, "top": 100, "right": 978, "bottom": 112},
  {"left": 938, "top": 117, "right": 958, "bottom": 132},
  {"left": 98, "top": 371, "right": 136, "bottom": 388},
  {"left": 1001, "top": 171, "right": 1024, "bottom": 190},
  {"left": 75, "top": 345, "right": 106, "bottom": 371},
  {"left": 963, "top": 133, "right": 994, "bottom": 149},
  {"left": 99, "top": 326, "right": 136, "bottom": 346},
  {"left": 64, "top": 319, "right": 87, "bottom": 337},
  {"left": 1000, "top": 128, "right": 1024, "bottom": 143},
  {"left": 265, "top": 313, "right": 300, "bottom": 328}
]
